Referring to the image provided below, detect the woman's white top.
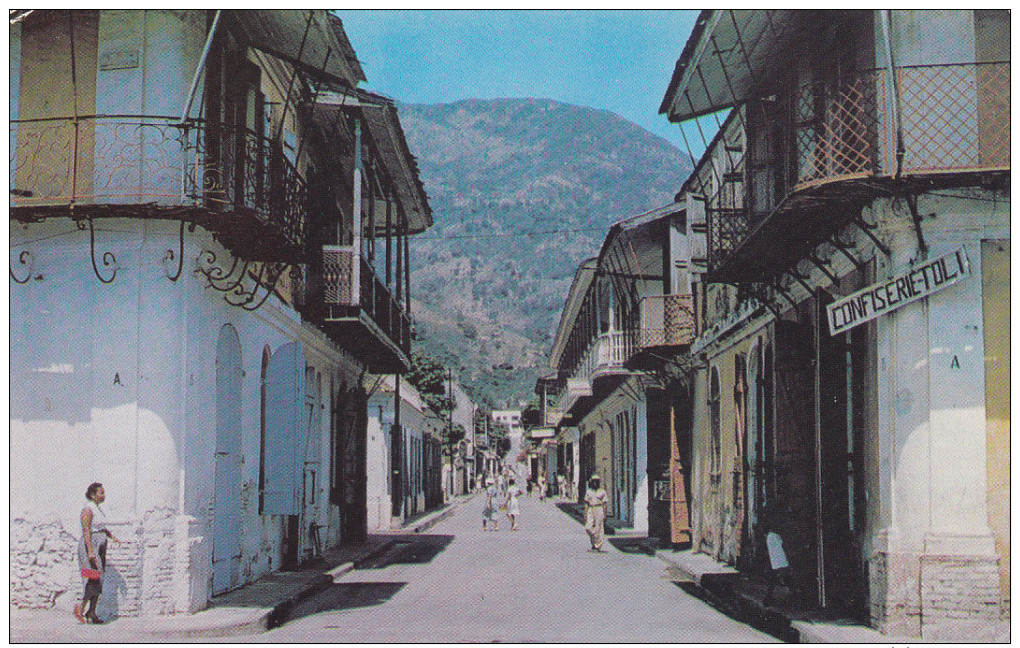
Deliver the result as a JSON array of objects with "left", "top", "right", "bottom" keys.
[{"left": 84, "top": 500, "right": 107, "bottom": 535}]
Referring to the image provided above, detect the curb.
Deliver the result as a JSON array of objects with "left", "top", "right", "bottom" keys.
[
  {"left": 654, "top": 551, "right": 799, "bottom": 642},
  {"left": 94, "top": 496, "right": 475, "bottom": 640}
]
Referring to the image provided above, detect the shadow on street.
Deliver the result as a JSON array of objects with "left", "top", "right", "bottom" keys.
[
  {"left": 354, "top": 534, "right": 455, "bottom": 570},
  {"left": 281, "top": 582, "right": 408, "bottom": 624}
]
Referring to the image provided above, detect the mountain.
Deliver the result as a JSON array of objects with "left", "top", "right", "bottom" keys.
[{"left": 399, "top": 98, "right": 692, "bottom": 409}]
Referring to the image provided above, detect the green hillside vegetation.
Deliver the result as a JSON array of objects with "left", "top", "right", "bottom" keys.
[{"left": 400, "top": 98, "right": 691, "bottom": 409}]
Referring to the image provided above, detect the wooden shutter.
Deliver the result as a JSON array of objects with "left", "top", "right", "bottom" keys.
[{"left": 263, "top": 341, "right": 305, "bottom": 515}]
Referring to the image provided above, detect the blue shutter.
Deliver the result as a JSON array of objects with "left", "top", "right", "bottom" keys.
[{"left": 263, "top": 341, "right": 305, "bottom": 515}]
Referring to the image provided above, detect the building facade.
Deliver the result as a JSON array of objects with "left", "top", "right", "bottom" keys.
[
  {"left": 546, "top": 205, "right": 697, "bottom": 537},
  {"left": 10, "top": 9, "right": 431, "bottom": 616},
  {"left": 661, "top": 9, "right": 1009, "bottom": 639},
  {"left": 365, "top": 375, "right": 444, "bottom": 530}
]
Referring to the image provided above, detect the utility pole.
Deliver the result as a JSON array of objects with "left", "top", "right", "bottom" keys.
[{"left": 447, "top": 368, "right": 455, "bottom": 497}]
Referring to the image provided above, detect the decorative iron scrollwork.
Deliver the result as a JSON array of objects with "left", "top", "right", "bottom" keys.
[
  {"left": 163, "top": 220, "right": 185, "bottom": 281},
  {"left": 196, "top": 249, "right": 288, "bottom": 312},
  {"left": 88, "top": 217, "right": 118, "bottom": 284},
  {"left": 10, "top": 250, "right": 33, "bottom": 284}
]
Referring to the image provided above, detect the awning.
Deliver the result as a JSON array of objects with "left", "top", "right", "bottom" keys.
[
  {"left": 313, "top": 90, "right": 433, "bottom": 234},
  {"left": 660, "top": 10, "right": 799, "bottom": 122},
  {"left": 548, "top": 258, "right": 599, "bottom": 368},
  {"left": 229, "top": 10, "right": 365, "bottom": 88}
]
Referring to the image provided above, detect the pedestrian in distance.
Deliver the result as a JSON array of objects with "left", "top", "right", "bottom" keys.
[
  {"left": 584, "top": 474, "right": 608, "bottom": 552},
  {"left": 526, "top": 479, "right": 533, "bottom": 498},
  {"left": 537, "top": 473, "right": 547, "bottom": 502},
  {"left": 557, "top": 472, "right": 566, "bottom": 499},
  {"left": 482, "top": 478, "right": 499, "bottom": 531},
  {"left": 505, "top": 478, "right": 522, "bottom": 531},
  {"left": 74, "top": 482, "right": 121, "bottom": 624}
]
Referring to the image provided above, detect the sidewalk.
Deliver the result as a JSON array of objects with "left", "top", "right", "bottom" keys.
[
  {"left": 10, "top": 494, "right": 473, "bottom": 642},
  {"left": 653, "top": 547, "right": 1013, "bottom": 643}
]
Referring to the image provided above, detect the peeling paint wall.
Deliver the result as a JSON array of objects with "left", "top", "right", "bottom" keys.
[{"left": 10, "top": 219, "right": 362, "bottom": 615}]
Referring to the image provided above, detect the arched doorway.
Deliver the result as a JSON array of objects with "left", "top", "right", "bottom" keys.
[{"left": 213, "top": 325, "right": 243, "bottom": 594}]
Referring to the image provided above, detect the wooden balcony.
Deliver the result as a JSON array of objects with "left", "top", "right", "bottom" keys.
[
  {"left": 706, "top": 61, "right": 1010, "bottom": 283},
  {"left": 300, "top": 245, "right": 412, "bottom": 374},
  {"left": 9, "top": 115, "right": 308, "bottom": 262},
  {"left": 626, "top": 294, "right": 696, "bottom": 371}
]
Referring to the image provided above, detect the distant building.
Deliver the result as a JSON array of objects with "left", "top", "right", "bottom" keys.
[
  {"left": 365, "top": 375, "right": 443, "bottom": 530},
  {"left": 546, "top": 204, "right": 696, "bottom": 535},
  {"left": 491, "top": 409, "right": 526, "bottom": 473}
]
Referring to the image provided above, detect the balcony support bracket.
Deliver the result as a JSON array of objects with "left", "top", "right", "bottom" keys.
[
  {"left": 163, "top": 220, "right": 186, "bottom": 282},
  {"left": 852, "top": 217, "right": 891, "bottom": 258},
  {"left": 828, "top": 236, "right": 867, "bottom": 274},
  {"left": 87, "top": 216, "right": 118, "bottom": 284},
  {"left": 904, "top": 193, "right": 930, "bottom": 260},
  {"left": 807, "top": 252, "right": 839, "bottom": 287},
  {"left": 10, "top": 250, "right": 33, "bottom": 284},
  {"left": 788, "top": 266, "right": 818, "bottom": 299},
  {"left": 771, "top": 278, "right": 800, "bottom": 312},
  {"left": 750, "top": 285, "right": 784, "bottom": 320}
]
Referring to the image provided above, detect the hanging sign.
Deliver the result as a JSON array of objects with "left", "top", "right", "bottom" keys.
[{"left": 826, "top": 247, "right": 970, "bottom": 336}]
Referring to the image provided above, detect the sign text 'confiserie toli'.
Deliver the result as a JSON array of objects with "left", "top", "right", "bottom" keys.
[{"left": 826, "top": 248, "right": 970, "bottom": 336}]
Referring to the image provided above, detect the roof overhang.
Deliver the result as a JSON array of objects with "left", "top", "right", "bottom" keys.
[
  {"left": 660, "top": 10, "right": 799, "bottom": 122},
  {"left": 314, "top": 89, "right": 433, "bottom": 234},
  {"left": 229, "top": 10, "right": 364, "bottom": 89},
  {"left": 548, "top": 259, "right": 599, "bottom": 368},
  {"left": 598, "top": 202, "right": 683, "bottom": 282}
]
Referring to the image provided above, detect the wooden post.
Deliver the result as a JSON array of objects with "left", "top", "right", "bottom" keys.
[{"left": 351, "top": 120, "right": 362, "bottom": 305}]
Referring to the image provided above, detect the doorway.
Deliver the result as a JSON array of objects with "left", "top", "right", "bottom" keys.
[{"left": 213, "top": 325, "right": 243, "bottom": 594}]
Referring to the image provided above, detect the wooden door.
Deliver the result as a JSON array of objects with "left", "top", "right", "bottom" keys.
[{"left": 213, "top": 325, "right": 243, "bottom": 594}]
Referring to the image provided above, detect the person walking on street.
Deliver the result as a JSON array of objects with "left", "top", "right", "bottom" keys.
[
  {"left": 75, "top": 482, "right": 120, "bottom": 624},
  {"left": 557, "top": 472, "right": 566, "bottom": 500},
  {"left": 505, "top": 478, "right": 522, "bottom": 531},
  {"left": 537, "top": 473, "right": 547, "bottom": 502},
  {"left": 482, "top": 478, "right": 499, "bottom": 531},
  {"left": 584, "top": 474, "right": 608, "bottom": 552}
]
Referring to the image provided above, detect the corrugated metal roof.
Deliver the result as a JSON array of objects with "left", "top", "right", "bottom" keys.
[
  {"left": 313, "top": 89, "right": 433, "bottom": 235},
  {"left": 660, "top": 10, "right": 799, "bottom": 122},
  {"left": 229, "top": 10, "right": 363, "bottom": 88}
]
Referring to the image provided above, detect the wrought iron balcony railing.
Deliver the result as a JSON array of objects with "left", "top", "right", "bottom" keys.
[{"left": 9, "top": 115, "right": 308, "bottom": 260}]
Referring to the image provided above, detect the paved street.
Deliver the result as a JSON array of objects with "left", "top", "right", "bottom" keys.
[{"left": 250, "top": 494, "right": 777, "bottom": 643}]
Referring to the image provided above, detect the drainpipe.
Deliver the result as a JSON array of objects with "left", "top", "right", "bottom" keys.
[
  {"left": 880, "top": 10, "right": 905, "bottom": 178},
  {"left": 180, "top": 10, "right": 222, "bottom": 123}
]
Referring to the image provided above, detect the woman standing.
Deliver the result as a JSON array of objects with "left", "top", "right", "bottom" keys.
[
  {"left": 74, "top": 482, "right": 120, "bottom": 624},
  {"left": 482, "top": 478, "right": 499, "bottom": 531},
  {"left": 505, "top": 478, "right": 522, "bottom": 531},
  {"left": 584, "top": 474, "right": 608, "bottom": 552}
]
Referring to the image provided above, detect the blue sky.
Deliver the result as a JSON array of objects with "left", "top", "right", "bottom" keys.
[{"left": 337, "top": 10, "right": 698, "bottom": 150}]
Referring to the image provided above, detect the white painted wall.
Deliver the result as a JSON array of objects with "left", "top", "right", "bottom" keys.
[
  {"left": 10, "top": 218, "right": 362, "bottom": 615},
  {"left": 366, "top": 376, "right": 430, "bottom": 529}
]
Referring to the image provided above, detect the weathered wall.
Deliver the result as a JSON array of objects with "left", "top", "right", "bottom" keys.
[
  {"left": 10, "top": 218, "right": 361, "bottom": 615},
  {"left": 981, "top": 239, "right": 1009, "bottom": 616},
  {"left": 867, "top": 189, "right": 1007, "bottom": 639}
]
